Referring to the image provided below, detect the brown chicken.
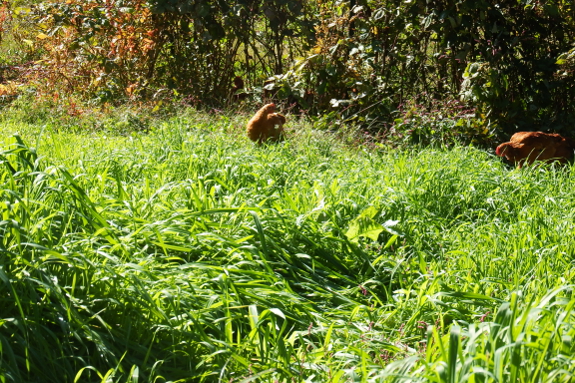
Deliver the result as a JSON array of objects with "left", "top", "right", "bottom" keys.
[
  {"left": 495, "top": 131, "right": 575, "bottom": 167},
  {"left": 246, "top": 103, "right": 286, "bottom": 144}
]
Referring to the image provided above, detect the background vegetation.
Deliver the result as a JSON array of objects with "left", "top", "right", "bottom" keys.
[{"left": 2, "top": 0, "right": 575, "bottom": 142}]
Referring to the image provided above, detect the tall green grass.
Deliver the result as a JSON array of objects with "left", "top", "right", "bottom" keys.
[{"left": 0, "top": 111, "right": 574, "bottom": 382}]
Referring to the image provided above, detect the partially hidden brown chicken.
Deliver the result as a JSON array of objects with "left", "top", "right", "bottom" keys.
[
  {"left": 495, "top": 131, "right": 575, "bottom": 167},
  {"left": 246, "top": 103, "right": 286, "bottom": 144}
]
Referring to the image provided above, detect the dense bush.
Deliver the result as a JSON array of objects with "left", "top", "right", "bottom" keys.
[
  {"left": 18, "top": 0, "right": 314, "bottom": 104},
  {"left": 270, "top": 0, "right": 575, "bottom": 137},
  {"left": 5, "top": 0, "right": 575, "bottom": 140}
]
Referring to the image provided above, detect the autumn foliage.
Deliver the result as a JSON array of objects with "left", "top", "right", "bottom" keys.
[
  {"left": 20, "top": 0, "right": 312, "bottom": 104},
  {"left": 28, "top": 0, "right": 165, "bottom": 101}
]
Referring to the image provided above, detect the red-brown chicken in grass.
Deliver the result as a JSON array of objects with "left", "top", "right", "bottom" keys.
[
  {"left": 495, "top": 131, "right": 575, "bottom": 167},
  {"left": 246, "top": 103, "right": 286, "bottom": 144}
]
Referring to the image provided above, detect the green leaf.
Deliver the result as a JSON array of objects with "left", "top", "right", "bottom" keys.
[{"left": 345, "top": 206, "right": 383, "bottom": 243}]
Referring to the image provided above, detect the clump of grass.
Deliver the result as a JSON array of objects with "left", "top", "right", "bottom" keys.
[{"left": 1, "top": 111, "right": 575, "bottom": 382}]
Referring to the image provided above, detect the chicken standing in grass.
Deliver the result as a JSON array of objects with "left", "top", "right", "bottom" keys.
[
  {"left": 246, "top": 103, "right": 286, "bottom": 144},
  {"left": 495, "top": 131, "right": 575, "bottom": 167}
]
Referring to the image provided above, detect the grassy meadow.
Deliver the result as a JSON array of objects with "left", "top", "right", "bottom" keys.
[{"left": 0, "top": 109, "right": 575, "bottom": 382}]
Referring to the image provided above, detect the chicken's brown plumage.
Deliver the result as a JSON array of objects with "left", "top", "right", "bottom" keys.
[
  {"left": 246, "top": 103, "right": 286, "bottom": 144},
  {"left": 495, "top": 131, "right": 575, "bottom": 167}
]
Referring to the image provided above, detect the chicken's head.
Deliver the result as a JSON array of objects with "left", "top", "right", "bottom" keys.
[{"left": 496, "top": 143, "right": 511, "bottom": 157}]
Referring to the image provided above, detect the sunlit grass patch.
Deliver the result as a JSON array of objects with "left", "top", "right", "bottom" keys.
[{"left": 1, "top": 112, "right": 575, "bottom": 382}]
